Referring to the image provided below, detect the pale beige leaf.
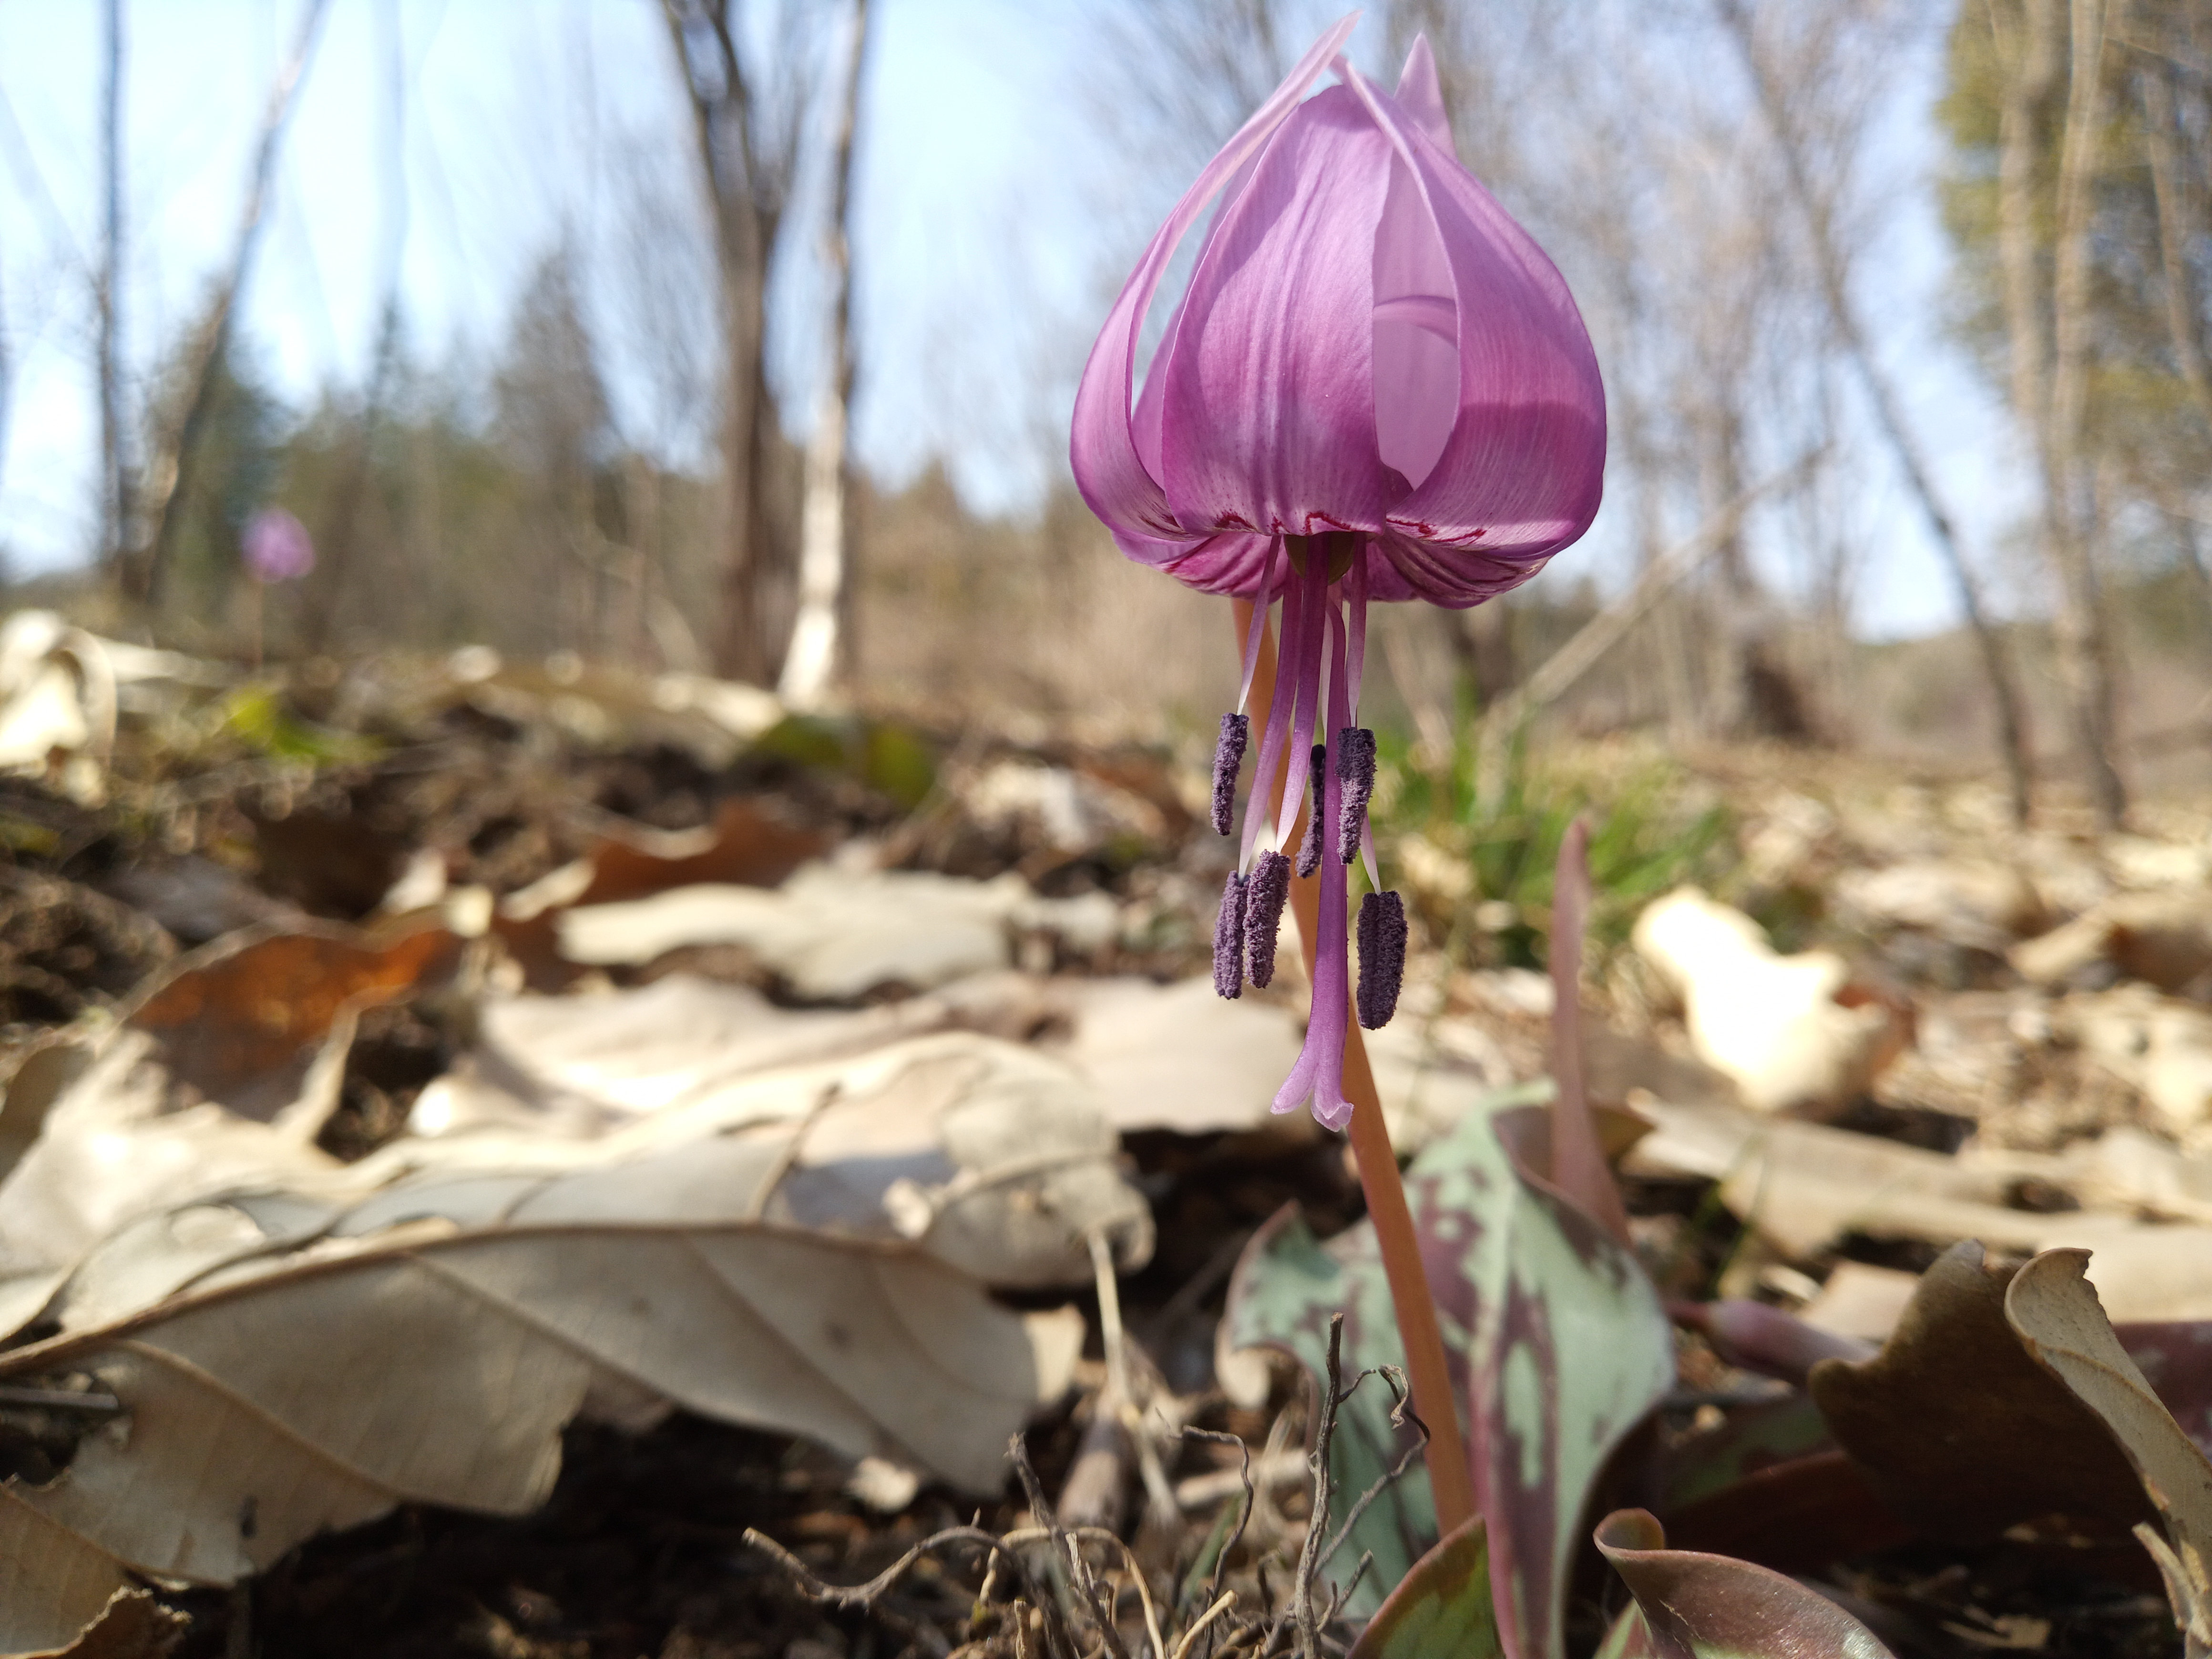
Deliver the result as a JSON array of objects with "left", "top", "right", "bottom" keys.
[
  {"left": 0, "top": 1218, "right": 1063, "bottom": 1630},
  {"left": 0, "top": 1491, "right": 133, "bottom": 1655},
  {"left": 2006, "top": 1248, "right": 2212, "bottom": 1648}
]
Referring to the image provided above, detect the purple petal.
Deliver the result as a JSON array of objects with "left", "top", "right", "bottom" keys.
[
  {"left": 1069, "top": 16, "right": 1359, "bottom": 547},
  {"left": 1372, "top": 134, "right": 1460, "bottom": 490},
  {"left": 1352, "top": 80, "right": 1607, "bottom": 566},
  {"left": 1157, "top": 87, "right": 1400, "bottom": 541},
  {"left": 1393, "top": 36, "right": 1454, "bottom": 153}
]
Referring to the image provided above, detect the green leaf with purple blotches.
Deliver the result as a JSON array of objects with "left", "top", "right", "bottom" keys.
[
  {"left": 1222, "top": 1085, "right": 1673, "bottom": 1651},
  {"left": 1346, "top": 1516, "right": 1503, "bottom": 1659},
  {"left": 1592, "top": 1509, "right": 1896, "bottom": 1659}
]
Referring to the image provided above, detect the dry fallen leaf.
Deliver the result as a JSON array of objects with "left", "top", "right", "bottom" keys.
[
  {"left": 1624, "top": 1100, "right": 2045, "bottom": 1259},
  {"left": 2006, "top": 1249, "right": 2212, "bottom": 1652},
  {"left": 1809, "top": 1241, "right": 2154, "bottom": 1543},
  {"left": 1632, "top": 887, "right": 1904, "bottom": 1115},
  {"left": 0, "top": 1199, "right": 1079, "bottom": 1652},
  {"left": 2013, "top": 889, "right": 2212, "bottom": 995}
]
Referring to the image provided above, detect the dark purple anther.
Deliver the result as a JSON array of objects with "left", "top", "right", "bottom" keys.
[
  {"left": 1209, "top": 712, "right": 1249, "bottom": 836},
  {"left": 1213, "top": 871, "right": 1248, "bottom": 999},
  {"left": 1294, "top": 744, "right": 1326, "bottom": 877},
  {"left": 1245, "top": 850, "right": 1291, "bottom": 988},
  {"left": 1356, "top": 890, "right": 1407, "bottom": 1028},
  {"left": 1335, "top": 727, "right": 1375, "bottom": 865}
]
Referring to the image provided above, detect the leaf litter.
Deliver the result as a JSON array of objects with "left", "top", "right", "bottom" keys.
[{"left": 11, "top": 638, "right": 2212, "bottom": 1654}]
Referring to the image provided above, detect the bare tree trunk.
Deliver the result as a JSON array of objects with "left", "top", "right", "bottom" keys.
[
  {"left": 2044, "top": 0, "right": 2128, "bottom": 826},
  {"left": 663, "top": 0, "right": 802, "bottom": 688},
  {"left": 96, "top": 0, "right": 126, "bottom": 582},
  {"left": 2140, "top": 64, "right": 2212, "bottom": 440},
  {"left": 780, "top": 0, "right": 870, "bottom": 709},
  {"left": 1718, "top": 0, "right": 2036, "bottom": 822},
  {"left": 137, "top": 0, "right": 331, "bottom": 613}
]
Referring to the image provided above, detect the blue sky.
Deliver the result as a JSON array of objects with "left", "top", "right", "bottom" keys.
[{"left": 0, "top": 0, "right": 2025, "bottom": 640}]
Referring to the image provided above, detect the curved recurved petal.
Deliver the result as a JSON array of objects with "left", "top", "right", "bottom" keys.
[
  {"left": 1158, "top": 87, "right": 1400, "bottom": 540},
  {"left": 1069, "top": 15, "right": 1358, "bottom": 543},
  {"left": 1394, "top": 35, "right": 1454, "bottom": 152},
  {"left": 1155, "top": 531, "right": 1279, "bottom": 594}
]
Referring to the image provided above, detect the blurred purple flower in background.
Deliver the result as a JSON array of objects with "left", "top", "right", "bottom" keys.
[
  {"left": 1070, "top": 16, "right": 1606, "bottom": 1129},
  {"left": 243, "top": 508, "right": 316, "bottom": 584}
]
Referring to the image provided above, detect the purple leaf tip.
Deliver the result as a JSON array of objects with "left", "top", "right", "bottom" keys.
[
  {"left": 1295, "top": 744, "right": 1326, "bottom": 877},
  {"left": 1213, "top": 870, "right": 1248, "bottom": 999},
  {"left": 1245, "top": 850, "right": 1291, "bottom": 988},
  {"left": 1335, "top": 727, "right": 1375, "bottom": 865},
  {"left": 1210, "top": 712, "right": 1249, "bottom": 836},
  {"left": 1356, "top": 890, "right": 1407, "bottom": 1028}
]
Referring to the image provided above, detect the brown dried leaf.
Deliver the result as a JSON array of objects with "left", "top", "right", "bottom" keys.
[{"left": 1809, "top": 1241, "right": 2153, "bottom": 1542}]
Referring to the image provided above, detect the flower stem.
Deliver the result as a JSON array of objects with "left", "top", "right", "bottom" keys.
[{"left": 1231, "top": 598, "right": 1476, "bottom": 1541}]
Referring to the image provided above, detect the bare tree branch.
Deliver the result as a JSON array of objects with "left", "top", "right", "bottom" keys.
[
  {"left": 138, "top": 0, "right": 334, "bottom": 612},
  {"left": 1717, "top": 0, "right": 2038, "bottom": 824}
]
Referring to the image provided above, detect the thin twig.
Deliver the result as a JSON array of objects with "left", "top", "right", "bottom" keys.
[
  {"left": 1316, "top": 1379, "right": 1423, "bottom": 1573},
  {"left": 1182, "top": 1426, "right": 1255, "bottom": 1618},
  {"left": 743, "top": 1524, "right": 1039, "bottom": 1611},
  {"left": 1172, "top": 1594, "right": 1240, "bottom": 1659},
  {"left": 1090, "top": 1226, "right": 1178, "bottom": 1529}
]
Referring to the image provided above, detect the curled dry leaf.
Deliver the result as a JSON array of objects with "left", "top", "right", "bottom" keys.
[
  {"left": 1808, "top": 1241, "right": 2155, "bottom": 1543},
  {"left": 1592, "top": 1508, "right": 1897, "bottom": 1659},
  {"left": 2005, "top": 1248, "right": 2212, "bottom": 1651},
  {"left": 1223, "top": 1092, "right": 1673, "bottom": 1646}
]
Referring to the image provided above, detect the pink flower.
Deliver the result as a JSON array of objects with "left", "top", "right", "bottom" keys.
[
  {"left": 242, "top": 508, "right": 315, "bottom": 584},
  {"left": 1070, "top": 20, "right": 1605, "bottom": 1130}
]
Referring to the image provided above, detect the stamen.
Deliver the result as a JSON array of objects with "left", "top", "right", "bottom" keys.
[
  {"left": 1356, "top": 891, "right": 1408, "bottom": 1028},
  {"left": 1210, "top": 713, "right": 1249, "bottom": 836},
  {"left": 1270, "top": 557, "right": 1329, "bottom": 848},
  {"left": 1346, "top": 552, "right": 1368, "bottom": 721},
  {"left": 1335, "top": 727, "right": 1375, "bottom": 865},
  {"left": 1212, "top": 870, "right": 1247, "bottom": 999},
  {"left": 1239, "top": 572, "right": 1308, "bottom": 870},
  {"left": 1295, "top": 743, "right": 1326, "bottom": 876},
  {"left": 1244, "top": 850, "right": 1291, "bottom": 987},
  {"left": 1235, "top": 537, "right": 1283, "bottom": 716}
]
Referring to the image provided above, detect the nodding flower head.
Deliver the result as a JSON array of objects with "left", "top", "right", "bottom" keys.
[{"left": 1075, "top": 19, "right": 1605, "bottom": 1130}]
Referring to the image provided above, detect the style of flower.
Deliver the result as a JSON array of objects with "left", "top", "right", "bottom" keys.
[
  {"left": 242, "top": 508, "right": 316, "bottom": 584},
  {"left": 1070, "top": 19, "right": 1605, "bottom": 1130}
]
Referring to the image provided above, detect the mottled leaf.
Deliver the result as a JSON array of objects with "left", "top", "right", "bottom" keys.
[
  {"left": 1593, "top": 1508, "right": 1897, "bottom": 1659},
  {"left": 1654, "top": 1394, "right": 1832, "bottom": 1513},
  {"left": 1223, "top": 1090, "right": 1672, "bottom": 1650},
  {"left": 1347, "top": 1517, "right": 1503, "bottom": 1659}
]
